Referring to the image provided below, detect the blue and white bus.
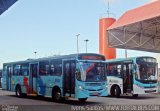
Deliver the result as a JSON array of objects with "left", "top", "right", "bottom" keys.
[
  {"left": 1, "top": 53, "right": 107, "bottom": 102},
  {"left": 106, "top": 56, "right": 158, "bottom": 97}
]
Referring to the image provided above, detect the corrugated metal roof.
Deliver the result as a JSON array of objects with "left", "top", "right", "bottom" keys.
[
  {"left": 107, "top": 0, "right": 160, "bottom": 53},
  {"left": 108, "top": 0, "right": 160, "bottom": 30}
]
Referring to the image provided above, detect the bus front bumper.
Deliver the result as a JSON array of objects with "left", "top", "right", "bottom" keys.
[
  {"left": 76, "top": 87, "right": 108, "bottom": 99},
  {"left": 133, "top": 84, "right": 158, "bottom": 94}
]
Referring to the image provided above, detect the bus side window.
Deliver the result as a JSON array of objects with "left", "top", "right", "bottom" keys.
[
  {"left": 14, "top": 65, "right": 21, "bottom": 76},
  {"left": 107, "top": 64, "right": 116, "bottom": 76},
  {"left": 57, "top": 64, "right": 62, "bottom": 75},
  {"left": 3, "top": 66, "right": 7, "bottom": 76},
  {"left": 21, "top": 64, "right": 29, "bottom": 76},
  {"left": 5, "top": 65, "right": 13, "bottom": 77},
  {"left": 50, "top": 64, "right": 55, "bottom": 74},
  {"left": 117, "top": 64, "right": 122, "bottom": 77},
  {"left": 39, "top": 61, "right": 50, "bottom": 75},
  {"left": 111, "top": 66, "right": 117, "bottom": 75},
  {"left": 108, "top": 64, "right": 122, "bottom": 77},
  {"left": 107, "top": 64, "right": 114, "bottom": 76},
  {"left": 50, "top": 61, "right": 62, "bottom": 76}
]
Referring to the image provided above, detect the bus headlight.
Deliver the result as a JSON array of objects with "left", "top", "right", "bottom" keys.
[
  {"left": 136, "top": 84, "right": 144, "bottom": 89},
  {"left": 79, "top": 85, "right": 84, "bottom": 90},
  {"left": 103, "top": 85, "right": 107, "bottom": 90}
]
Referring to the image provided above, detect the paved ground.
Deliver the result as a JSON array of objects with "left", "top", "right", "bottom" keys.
[{"left": 0, "top": 89, "right": 160, "bottom": 111}]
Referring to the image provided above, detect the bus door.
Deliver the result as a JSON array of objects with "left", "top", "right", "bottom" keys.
[
  {"left": 122, "top": 62, "right": 133, "bottom": 93},
  {"left": 6, "top": 66, "right": 12, "bottom": 91},
  {"left": 29, "top": 63, "right": 38, "bottom": 94},
  {"left": 63, "top": 59, "right": 76, "bottom": 97}
]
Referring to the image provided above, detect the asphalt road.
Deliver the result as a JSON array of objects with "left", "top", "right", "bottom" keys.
[{"left": 0, "top": 89, "right": 160, "bottom": 111}]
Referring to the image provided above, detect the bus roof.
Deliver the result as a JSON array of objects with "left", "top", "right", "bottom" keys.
[
  {"left": 105, "top": 56, "right": 156, "bottom": 63},
  {"left": 3, "top": 53, "right": 105, "bottom": 65}
]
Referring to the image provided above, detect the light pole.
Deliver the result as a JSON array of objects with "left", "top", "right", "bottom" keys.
[
  {"left": 84, "top": 39, "right": 89, "bottom": 53},
  {"left": 34, "top": 51, "right": 37, "bottom": 58},
  {"left": 76, "top": 34, "right": 80, "bottom": 53},
  {"left": 107, "top": 0, "right": 110, "bottom": 17}
]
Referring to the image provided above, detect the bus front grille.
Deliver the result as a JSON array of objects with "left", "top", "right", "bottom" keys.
[
  {"left": 144, "top": 86, "right": 156, "bottom": 88},
  {"left": 88, "top": 89, "right": 103, "bottom": 91},
  {"left": 86, "top": 83, "right": 105, "bottom": 86},
  {"left": 145, "top": 90, "right": 156, "bottom": 93}
]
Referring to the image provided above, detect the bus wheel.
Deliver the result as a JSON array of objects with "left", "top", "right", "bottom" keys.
[
  {"left": 52, "top": 89, "right": 62, "bottom": 102},
  {"left": 111, "top": 88, "right": 115, "bottom": 97},
  {"left": 114, "top": 86, "right": 120, "bottom": 98},
  {"left": 78, "top": 98, "right": 87, "bottom": 102},
  {"left": 16, "top": 86, "right": 22, "bottom": 98},
  {"left": 133, "top": 94, "right": 138, "bottom": 98}
]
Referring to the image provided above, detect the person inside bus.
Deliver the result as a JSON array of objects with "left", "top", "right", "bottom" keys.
[
  {"left": 148, "top": 68, "right": 155, "bottom": 80},
  {"left": 96, "top": 66, "right": 105, "bottom": 81},
  {"left": 86, "top": 64, "right": 95, "bottom": 81},
  {"left": 140, "top": 66, "right": 147, "bottom": 80},
  {"left": 148, "top": 73, "right": 155, "bottom": 80}
]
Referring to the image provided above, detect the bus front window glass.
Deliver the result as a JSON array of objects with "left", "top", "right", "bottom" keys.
[
  {"left": 76, "top": 69, "right": 81, "bottom": 81},
  {"left": 148, "top": 65, "right": 156, "bottom": 80},
  {"left": 79, "top": 62, "right": 106, "bottom": 82},
  {"left": 79, "top": 62, "right": 86, "bottom": 81},
  {"left": 138, "top": 64, "right": 147, "bottom": 80},
  {"left": 138, "top": 64, "right": 156, "bottom": 80}
]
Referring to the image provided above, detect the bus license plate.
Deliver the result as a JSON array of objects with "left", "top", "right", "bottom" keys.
[
  {"left": 149, "top": 89, "right": 154, "bottom": 92},
  {"left": 91, "top": 92, "right": 99, "bottom": 96}
]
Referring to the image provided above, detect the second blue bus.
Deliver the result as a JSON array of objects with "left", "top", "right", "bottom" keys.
[{"left": 106, "top": 56, "right": 158, "bottom": 97}]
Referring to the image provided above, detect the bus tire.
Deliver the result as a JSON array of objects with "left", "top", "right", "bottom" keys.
[
  {"left": 52, "top": 88, "right": 62, "bottom": 102},
  {"left": 133, "top": 94, "right": 138, "bottom": 98},
  {"left": 114, "top": 86, "right": 121, "bottom": 98},
  {"left": 78, "top": 98, "right": 87, "bottom": 102},
  {"left": 111, "top": 88, "right": 115, "bottom": 97},
  {"left": 16, "top": 85, "right": 22, "bottom": 98}
]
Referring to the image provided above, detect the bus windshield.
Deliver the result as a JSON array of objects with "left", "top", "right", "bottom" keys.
[
  {"left": 136, "top": 57, "right": 157, "bottom": 81},
  {"left": 78, "top": 62, "right": 106, "bottom": 82},
  {"left": 138, "top": 63, "right": 157, "bottom": 80}
]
